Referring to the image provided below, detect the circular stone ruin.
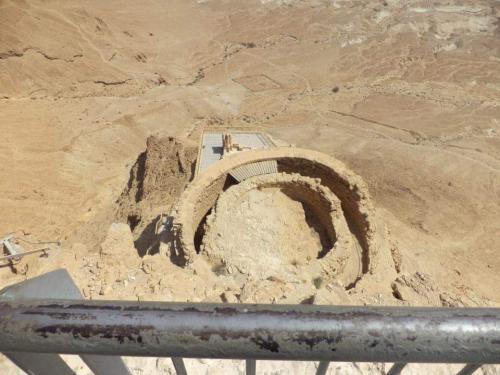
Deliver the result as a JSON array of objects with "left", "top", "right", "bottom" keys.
[
  {"left": 201, "top": 173, "right": 362, "bottom": 286},
  {"left": 172, "top": 147, "right": 392, "bottom": 289}
]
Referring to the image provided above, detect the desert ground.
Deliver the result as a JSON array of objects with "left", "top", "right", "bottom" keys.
[{"left": 0, "top": 0, "right": 499, "bottom": 374}]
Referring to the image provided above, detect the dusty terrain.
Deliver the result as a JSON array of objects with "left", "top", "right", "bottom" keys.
[
  {"left": 0, "top": 0, "right": 499, "bottom": 374},
  {"left": 204, "top": 185, "right": 326, "bottom": 278}
]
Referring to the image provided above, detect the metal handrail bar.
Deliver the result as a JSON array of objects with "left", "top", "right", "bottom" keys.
[{"left": 0, "top": 299, "right": 499, "bottom": 364}]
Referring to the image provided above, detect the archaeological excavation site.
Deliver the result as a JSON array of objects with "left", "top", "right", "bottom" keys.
[
  {"left": 100, "top": 131, "right": 399, "bottom": 304},
  {"left": 1, "top": 0, "right": 499, "bottom": 374},
  {"left": 171, "top": 132, "right": 393, "bottom": 291}
]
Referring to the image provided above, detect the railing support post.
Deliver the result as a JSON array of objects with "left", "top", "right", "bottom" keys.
[
  {"left": 171, "top": 357, "right": 188, "bottom": 375},
  {"left": 246, "top": 359, "right": 256, "bottom": 375},
  {"left": 387, "top": 363, "right": 407, "bottom": 375},
  {"left": 316, "top": 361, "right": 330, "bottom": 375},
  {"left": 457, "top": 364, "right": 481, "bottom": 375}
]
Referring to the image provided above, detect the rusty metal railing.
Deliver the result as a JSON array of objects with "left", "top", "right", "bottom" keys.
[{"left": 0, "top": 270, "right": 499, "bottom": 375}]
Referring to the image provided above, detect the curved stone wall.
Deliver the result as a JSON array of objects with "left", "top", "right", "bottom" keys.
[
  {"left": 172, "top": 147, "right": 387, "bottom": 282},
  {"left": 200, "top": 172, "right": 362, "bottom": 286}
]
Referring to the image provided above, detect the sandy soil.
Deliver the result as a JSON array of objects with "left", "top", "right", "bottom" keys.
[
  {"left": 204, "top": 187, "right": 324, "bottom": 274},
  {"left": 0, "top": 0, "right": 499, "bottom": 374}
]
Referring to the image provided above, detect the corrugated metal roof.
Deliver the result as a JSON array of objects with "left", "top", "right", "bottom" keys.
[
  {"left": 231, "top": 133, "right": 274, "bottom": 149},
  {"left": 229, "top": 160, "right": 278, "bottom": 182},
  {"left": 198, "top": 133, "right": 223, "bottom": 173},
  {"left": 197, "top": 132, "right": 276, "bottom": 176}
]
